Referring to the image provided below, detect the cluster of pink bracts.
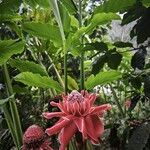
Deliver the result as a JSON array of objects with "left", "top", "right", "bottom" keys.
[{"left": 22, "top": 91, "right": 111, "bottom": 150}]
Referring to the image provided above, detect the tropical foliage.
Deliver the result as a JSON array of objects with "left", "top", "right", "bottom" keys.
[{"left": 0, "top": 0, "right": 150, "bottom": 150}]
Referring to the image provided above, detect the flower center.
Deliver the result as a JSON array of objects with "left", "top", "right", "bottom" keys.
[{"left": 68, "top": 90, "right": 84, "bottom": 102}]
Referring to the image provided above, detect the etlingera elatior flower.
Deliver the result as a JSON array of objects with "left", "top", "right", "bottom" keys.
[
  {"left": 22, "top": 124, "right": 52, "bottom": 150},
  {"left": 43, "top": 90, "right": 111, "bottom": 150}
]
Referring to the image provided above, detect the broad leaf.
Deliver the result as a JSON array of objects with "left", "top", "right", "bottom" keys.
[
  {"left": 83, "top": 42, "right": 108, "bottom": 52},
  {"left": 59, "top": 0, "right": 77, "bottom": 14},
  {"left": 58, "top": 2, "right": 71, "bottom": 34},
  {"left": 14, "top": 72, "right": 63, "bottom": 92},
  {"left": 92, "top": 55, "right": 107, "bottom": 75},
  {"left": 94, "top": 0, "right": 136, "bottom": 13},
  {"left": 10, "top": 59, "right": 48, "bottom": 76},
  {"left": 113, "top": 41, "right": 133, "bottom": 48},
  {"left": 22, "top": 22, "right": 62, "bottom": 47},
  {"left": 85, "top": 71, "right": 122, "bottom": 90},
  {"left": 0, "top": 40, "right": 25, "bottom": 65},
  {"left": 62, "top": 75, "right": 79, "bottom": 90},
  {"left": 107, "top": 53, "right": 122, "bottom": 69},
  {"left": 87, "top": 13, "right": 120, "bottom": 33},
  {"left": 49, "top": 0, "right": 66, "bottom": 42}
]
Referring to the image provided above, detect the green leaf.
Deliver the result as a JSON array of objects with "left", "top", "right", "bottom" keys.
[
  {"left": 59, "top": 0, "right": 77, "bottom": 14},
  {"left": 92, "top": 55, "right": 107, "bottom": 75},
  {"left": 0, "top": 0, "right": 21, "bottom": 14},
  {"left": 0, "top": 14, "right": 22, "bottom": 22},
  {"left": 25, "top": 0, "right": 50, "bottom": 8},
  {"left": 58, "top": 2, "right": 71, "bottom": 34},
  {"left": 14, "top": 72, "right": 63, "bottom": 92},
  {"left": 142, "top": 0, "right": 150, "bottom": 7},
  {"left": 83, "top": 42, "right": 108, "bottom": 52},
  {"left": 85, "top": 71, "right": 122, "bottom": 90},
  {"left": 0, "top": 40, "right": 25, "bottom": 65},
  {"left": 10, "top": 59, "right": 48, "bottom": 76},
  {"left": 107, "top": 53, "right": 122, "bottom": 69},
  {"left": 49, "top": 0, "right": 66, "bottom": 42},
  {"left": 94, "top": 0, "right": 136, "bottom": 13},
  {"left": 62, "top": 75, "right": 79, "bottom": 90},
  {"left": 113, "top": 41, "right": 133, "bottom": 48},
  {"left": 22, "top": 22, "right": 62, "bottom": 47},
  {"left": 87, "top": 13, "right": 120, "bottom": 33}
]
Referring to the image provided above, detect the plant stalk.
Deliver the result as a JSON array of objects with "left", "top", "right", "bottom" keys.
[
  {"left": 45, "top": 51, "right": 65, "bottom": 89},
  {"left": 2, "top": 63, "right": 23, "bottom": 149},
  {"left": 79, "top": 0, "right": 84, "bottom": 90}
]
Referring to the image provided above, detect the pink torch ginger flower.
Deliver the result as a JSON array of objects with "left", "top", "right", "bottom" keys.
[
  {"left": 43, "top": 90, "right": 111, "bottom": 150},
  {"left": 22, "top": 124, "right": 52, "bottom": 150}
]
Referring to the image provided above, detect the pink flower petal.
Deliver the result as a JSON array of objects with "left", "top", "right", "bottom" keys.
[
  {"left": 46, "top": 119, "right": 71, "bottom": 136},
  {"left": 43, "top": 112, "right": 64, "bottom": 119},
  {"left": 74, "top": 117, "right": 87, "bottom": 139},
  {"left": 59, "top": 122, "right": 77, "bottom": 150},
  {"left": 50, "top": 101, "right": 68, "bottom": 114},
  {"left": 89, "top": 93, "right": 97, "bottom": 106},
  {"left": 85, "top": 115, "right": 104, "bottom": 142},
  {"left": 90, "top": 104, "right": 111, "bottom": 115}
]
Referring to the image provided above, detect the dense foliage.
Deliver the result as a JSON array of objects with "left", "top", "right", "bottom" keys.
[{"left": 0, "top": 0, "right": 150, "bottom": 150}]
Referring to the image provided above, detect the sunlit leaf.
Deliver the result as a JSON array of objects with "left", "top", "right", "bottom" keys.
[
  {"left": 85, "top": 71, "right": 122, "bottom": 90},
  {"left": 87, "top": 13, "right": 120, "bottom": 32},
  {"left": 0, "top": 40, "right": 25, "bottom": 65},
  {"left": 59, "top": 0, "right": 77, "bottom": 14},
  {"left": 10, "top": 59, "right": 48, "bottom": 76},
  {"left": 94, "top": 0, "right": 136, "bottom": 13},
  {"left": 22, "top": 22, "right": 62, "bottom": 47},
  {"left": 14, "top": 72, "right": 63, "bottom": 92}
]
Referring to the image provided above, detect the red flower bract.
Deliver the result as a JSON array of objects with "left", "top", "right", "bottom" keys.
[
  {"left": 22, "top": 124, "right": 52, "bottom": 150},
  {"left": 43, "top": 90, "right": 111, "bottom": 150}
]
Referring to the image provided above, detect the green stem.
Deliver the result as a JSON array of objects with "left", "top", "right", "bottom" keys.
[
  {"left": 109, "top": 84, "right": 125, "bottom": 117},
  {"left": 3, "top": 105, "right": 18, "bottom": 148},
  {"left": 79, "top": 0, "right": 84, "bottom": 90},
  {"left": 2, "top": 63, "right": 23, "bottom": 149},
  {"left": 64, "top": 52, "right": 68, "bottom": 94},
  {"left": 45, "top": 51, "right": 65, "bottom": 89}
]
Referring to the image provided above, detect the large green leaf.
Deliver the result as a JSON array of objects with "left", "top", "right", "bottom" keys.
[
  {"left": 62, "top": 75, "right": 79, "bottom": 90},
  {"left": 94, "top": 0, "right": 136, "bottom": 13},
  {"left": 107, "top": 53, "right": 122, "bottom": 69},
  {"left": 0, "top": 40, "right": 25, "bottom": 65},
  {"left": 14, "top": 72, "right": 63, "bottom": 92},
  {"left": 92, "top": 55, "right": 108, "bottom": 75},
  {"left": 59, "top": 0, "right": 77, "bottom": 14},
  {"left": 22, "top": 22, "right": 62, "bottom": 47},
  {"left": 10, "top": 59, "right": 48, "bottom": 76},
  {"left": 49, "top": 0, "right": 66, "bottom": 42},
  {"left": 87, "top": 13, "right": 120, "bottom": 32},
  {"left": 58, "top": 2, "right": 71, "bottom": 34},
  {"left": 85, "top": 71, "right": 122, "bottom": 90}
]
